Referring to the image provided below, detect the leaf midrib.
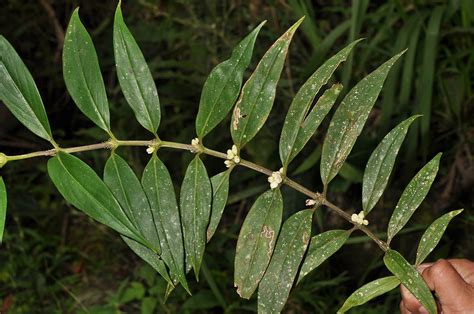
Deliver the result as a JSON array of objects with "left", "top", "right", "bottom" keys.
[
  {"left": 236, "top": 42, "right": 285, "bottom": 146},
  {"left": 56, "top": 154, "right": 138, "bottom": 240},
  {"left": 240, "top": 190, "right": 279, "bottom": 292},
  {"left": 200, "top": 41, "right": 252, "bottom": 137},
  {"left": 69, "top": 21, "right": 109, "bottom": 130},
  {"left": 117, "top": 23, "right": 156, "bottom": 132}
]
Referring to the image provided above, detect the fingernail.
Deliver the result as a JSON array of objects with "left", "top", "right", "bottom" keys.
[{"left": 418, "top": 306, "right": 429, "bottom": 314}]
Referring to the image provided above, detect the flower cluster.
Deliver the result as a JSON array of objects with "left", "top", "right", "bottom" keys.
[
  {"left": 268, "top": 168, "right": 284, "bottom": 189},
  {"left": 224, "top": 145, "right": 240, "bottom": 168},
  {"left": 351, "top": 211, "right": 369, "bottom": 225}
]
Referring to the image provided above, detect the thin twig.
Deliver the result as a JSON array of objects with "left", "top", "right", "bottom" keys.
[{"left": 2, "top": 139, "right": 389, "bottom": 252}]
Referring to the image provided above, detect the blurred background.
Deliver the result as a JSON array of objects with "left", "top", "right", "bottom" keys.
[{"left": 0, "top": 0, "right": 473, "bottom": 312}]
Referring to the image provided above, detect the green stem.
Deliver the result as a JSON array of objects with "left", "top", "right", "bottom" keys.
[{"left": 1, "top": 138, "right": 389, "bottom": 251}]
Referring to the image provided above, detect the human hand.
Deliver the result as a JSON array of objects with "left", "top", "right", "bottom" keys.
[{"left": 400, "top": 259, "right": 474, "bottom": 313}]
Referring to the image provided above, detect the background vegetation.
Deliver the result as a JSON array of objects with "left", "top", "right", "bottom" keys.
[{"left": 0, "top": 0, "right": 473, "bottom": 312}]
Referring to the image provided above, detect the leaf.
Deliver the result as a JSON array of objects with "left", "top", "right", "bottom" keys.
[
  {"left": 362, "top": 115, "right": 420, "bottom": 214},
  {"left": 0, "top": 177, "right": 6, "bottom": 243},
  {"left": 279, "top": 39, "right": 362, "bottom": 166},
  {"left": 206, "top": 170, "right": 231, "bottom": 242},
  {"left": 48, "top": 152, "right": 146, "bottom": 247},
  {"left": 387, "top": 153, "right": 441, "bottom": 243},
  {"left": 320, "top": 51, "right": 405, "bottom": 186},
  {"left": 234, "top": 189, "right": 283, "bottom": 299},
  {"left": 384, "top": 249, "right": 437, "bottom": 314},
  {"left": 0, "top": 36, "right": 53, "bottom": 142},
  {"left": 416, "top": 209, "right": 463, "bottom": 266},
  {"left": 142, "top": 154, "right": 189, "bottom": 292},
  {"left": 297, "top": 229, "right": 351, "bottom": 283},
  {"left": 121, "top": 236, "right": 173, "bottom": 287},
  {"left": 113, "top": 4, "right": 161, "bottom": 134},
  {"left": 337, "top": 276, "right": 400, "bottom": 313},
  {"left": 230, "top": 18, "right": 303, "bottom": 148},
  {"left": 63, "top": 9, "right": 111, "bottom": 133},
  {"left": 180, "top": 156, "right": 212, "bottom": 279},
  {"left": 258, "top": 209, "right": 312, "bottom": 313},
  {"left": 104, "top": 153, "right": 160, "bottom": 251},
  {"left": 196, "top": 22, "right": 265, "bottom": 139}
]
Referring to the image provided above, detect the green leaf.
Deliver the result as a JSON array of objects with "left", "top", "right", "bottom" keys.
[
  {"left": 48, "top": 152, "right": 145, "bottom": 246},
  {"left": 142, "top": 154, "right": 189, "bottom": 292},
  {"left": 337, "top": 276, "right": 400, "bottom": 313},
  {"left": 320, "top": 51, "right": 405, "bottom": 186},
  {"left": 180, "top": 156, "right": 212, "bottom": 279},
  {"left": 196, "top": 22, "right": 265, "bottom": 139},
  {"left": 104, "top": 153, "right": 160, "bottom": 251},
  {"left": 113, "top": 4, "right": 161, "bottom": 134},
  {"left": 0, "top": 177, "right": 6, "bottom": 243},
  {"left": 63, "top": 9, "right": 111, "bottom": 133},
  {"left": 234, "top": 189, "right": 283, "bottom": 299},
  {"left": 230, "top": 18, "right": 303, "bottom": 148},
  {"left": 362, "top": 115, "right": 420, "bottom": 214},
  {"left": 384, "top": 249, "right": 437, "bottom": 314},
  {"left": 0, "top": 36, "right": 53, "bottom": 142},
  {"left": 206, "top": 170, "right": 231, "bottom": 242},
  {"left": 258, "top": 209, "right": 313, "bottom": 313},
  {"left": 416, "top": 209, "right": 463, "bottom": 266},
  {"left": 298, "top": 229, "right": 351, "bottom": 283},
  {"left": 387, "top": 153, "right": 441, "bottom": 243},
  {"left": 121, "top": 236, "right": 173, "bottom": 287},
  {"left": 279, "top": 39, "right": 362, "bottom": 167}
]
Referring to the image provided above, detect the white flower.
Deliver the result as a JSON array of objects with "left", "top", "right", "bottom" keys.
[
  {"left": 351, "top": 211, "right": 369, "bottom": 225},
  {"left": 305, "top": 199, "right": 316, "bottom": 206},
  {"left": 146, "top": 146, "right": 156, "bottom": 154},
  {"left": 224, "top": 145, "right": 240, "bottom": 167},
  {"left": 268, "top": 168, "right": 284, "bottom": 190},
  {"left": 191, "top": 138, "right": 200, "bottom": 147}
]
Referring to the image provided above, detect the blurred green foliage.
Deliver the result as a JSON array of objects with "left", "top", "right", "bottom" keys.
[{"left": 0, "top": 0, "right": 473, "bottom": 312}]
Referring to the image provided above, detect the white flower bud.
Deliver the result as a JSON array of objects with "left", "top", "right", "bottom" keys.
[
  {"left": 305, "top": 199, "right": 316, "bottom": 206},
  {"left": 0, "top": 153, "right": 7, "bottom": 168},
  {"left": 191, "top": 138, "right": 200, "bottom": 147},
  {"left": 351, "top": 211, "right": 369, "bottom": 225},
  {"left": 268, "top": 170, "right": 283, "bottom": 190},
  {"left": 146, "top": 146, "right": 155, "bottom": 154}
]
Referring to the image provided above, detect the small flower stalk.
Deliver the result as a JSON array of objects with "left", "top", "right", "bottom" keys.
[
  {"left": 268, "top": 168, "right": 284, "bottom": 189},
  {"left": 225, "top": 145, "right": 240, "bottom": 168},
  {"left": 351, "top": 211, "right": 369, "bottom": 226}
]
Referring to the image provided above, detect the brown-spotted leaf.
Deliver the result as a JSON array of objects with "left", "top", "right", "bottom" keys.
[{"left": 234, "top": 189, "right": 283, "bottom": 299}]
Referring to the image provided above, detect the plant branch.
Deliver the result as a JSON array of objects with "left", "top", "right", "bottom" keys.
[{"left": 1, "top": 138, "right": 389, "bottom": 251}]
